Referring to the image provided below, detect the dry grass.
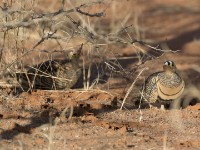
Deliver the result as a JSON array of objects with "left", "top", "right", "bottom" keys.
[
  {"left": 0, "top": 0, "right": 172, "bottom": 87},
  {"left": 0, "top": 0, "right": 189, "bottom": 112}
]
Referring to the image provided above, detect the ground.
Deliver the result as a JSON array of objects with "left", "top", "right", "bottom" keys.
[{"left": 0, "top": 0, "right": 200, "bottom": 149}]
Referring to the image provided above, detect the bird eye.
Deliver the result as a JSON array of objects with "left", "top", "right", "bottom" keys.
[
  {"left": 72, "top": 53, "right": 78, "bottom": 57},
  {"left": 168, "top": 61, "right": 174, "bottom": 67}
]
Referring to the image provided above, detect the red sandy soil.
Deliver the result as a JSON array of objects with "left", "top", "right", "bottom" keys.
[{"left": 0, "top": 0, "right": 200, "bottom": 149}]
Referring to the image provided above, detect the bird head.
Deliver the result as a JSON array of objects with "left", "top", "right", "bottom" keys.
[
  {"left": 68, "top": 44, "right": 83, "bottom": 60},
  {"left": 68, "top": 51, "right": 80, "bottom": 60},
  {"left": 163, "top": 60, "right": 176, "bottom": 72}
]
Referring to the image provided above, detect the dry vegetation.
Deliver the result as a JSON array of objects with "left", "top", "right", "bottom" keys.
[{"left": 0, "top": 0, "right": 200, "bottom": 149}]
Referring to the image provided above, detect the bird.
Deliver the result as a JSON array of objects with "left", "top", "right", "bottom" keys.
[
  {"left": 142, "top": 60, "right": 185, "bottom": 107},
  {"left": 16, "top": 44, "right": 83, "bottom": 92}
]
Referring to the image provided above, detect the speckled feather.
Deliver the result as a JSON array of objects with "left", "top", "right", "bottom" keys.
[{"left": 17, "top": 58, "right": 81, "bottom": 91}]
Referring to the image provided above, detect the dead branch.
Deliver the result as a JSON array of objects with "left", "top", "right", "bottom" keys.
[
  {"left": 0, "top": 1, "right": 104, "bottom": 31},
  {"left": 76, "top": 7, "right": 104, "bottom": 17},
  {"left": 120, "top": 67, "right": 147, "bottom": 110}
]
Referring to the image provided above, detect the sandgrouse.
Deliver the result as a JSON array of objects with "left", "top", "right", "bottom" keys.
[
  {"left": 16, "top": 44, "right": 83, "bottom": 91},
  {"left": 143, "top": 60, "right": 185, "bottom": 106}
]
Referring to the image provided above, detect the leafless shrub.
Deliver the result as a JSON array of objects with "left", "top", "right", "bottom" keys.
[{"left": 0, "top": 0, "right": 179, "bottom": 107}]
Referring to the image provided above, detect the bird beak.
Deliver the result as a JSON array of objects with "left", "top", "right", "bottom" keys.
[
  {"left": 77, "top": 43, "right": 83, "bottom": 56},
  {"left": 163, "top": 64, "right": 172, "bottom": 72}
]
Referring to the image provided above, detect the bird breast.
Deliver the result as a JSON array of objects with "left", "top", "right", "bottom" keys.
[{"left": 156, "top": 73, "right": 185, "bottom": 100}]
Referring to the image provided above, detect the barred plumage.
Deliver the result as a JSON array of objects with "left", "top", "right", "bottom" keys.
[
  {"left": 16, "top": 45, "right": 82, "bottom": 92},
  {"left": 143, "top": 60, "right": 185, "bottom": 104}
]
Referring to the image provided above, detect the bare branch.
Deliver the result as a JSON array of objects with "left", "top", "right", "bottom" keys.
[
  {"left": 32, "top": 31, "right": 57, "bottom": 49},
  {"left": 76, "top": 7, "right": 104, "bottom": 17},
  {"left": 0, "top": 1, "right": 104, "bottom": 31},
  {"left": 120, "top": 67, "right": 147, "bottom": 110}
]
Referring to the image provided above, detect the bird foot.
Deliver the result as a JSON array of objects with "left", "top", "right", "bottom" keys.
[{"left": 160, "top": 104, "right": 166, "bottom": 110}]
